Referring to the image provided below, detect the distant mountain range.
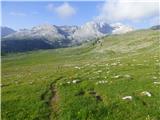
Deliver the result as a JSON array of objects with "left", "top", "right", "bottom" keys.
[
  {"left": 2, "top": 20, "right": 134, "bottom": 53},
  {"left": 1, "top": 27, "right": 16, "bottom": 37},
  {"left": 150, "top": 25, "right": 160, "bottom": 30}
]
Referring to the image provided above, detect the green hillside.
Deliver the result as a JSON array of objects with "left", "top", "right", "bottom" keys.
[{"left": 1, "top": 29, "right": 160, "bottom": 120}]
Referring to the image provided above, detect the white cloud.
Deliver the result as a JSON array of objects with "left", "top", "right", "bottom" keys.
[
  {"left": 10, "top": 12, "right": 26, "bottom": 16},
  {"left": 47, "top": 3, "right": 76, "bottom": 18},
  {"left": 97, "top": 0, "right": 159, "bottom": 22}
]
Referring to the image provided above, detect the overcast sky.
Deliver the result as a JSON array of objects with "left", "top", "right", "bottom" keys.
[{"left": 1, "top": 0, "right": 159, "bottom": 30}]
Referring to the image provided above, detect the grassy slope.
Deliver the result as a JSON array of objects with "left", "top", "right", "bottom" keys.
[{"left": 2, "top": 29, "right": 160, "bottom": 120}]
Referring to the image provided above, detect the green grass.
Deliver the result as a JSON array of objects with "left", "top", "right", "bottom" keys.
[{"left": 2, "top": 29, "right": 160, "bottom": 120}]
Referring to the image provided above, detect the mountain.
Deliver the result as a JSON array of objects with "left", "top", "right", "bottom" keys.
[
  {"left": 71, "top": 21, "right": 113, "bottom": 43},
  {"left": 1, "top": 27, "right": 16, "bottom": 37},
  {"left": 2, "top": 21, "right": 134, "bottom": 53},
  {"left": 2, "top": 24, "right": 71, "bottom": 52},
  {"left": 4, "top": 24, "right": 65, "bottom": 41},
  {"left": 111, "top": 23, "right": 134, "bottom": 34},
  {"left": 150, "top": 25, "right": 160, "bottom": 30}
]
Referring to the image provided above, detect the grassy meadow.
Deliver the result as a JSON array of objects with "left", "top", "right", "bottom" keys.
[{"left": 1, "top": 29, "right": 160, "bottom": 120}]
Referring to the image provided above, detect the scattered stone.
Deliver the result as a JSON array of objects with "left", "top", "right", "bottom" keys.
[
  {"left": 122, "top": 96, "right": 132, "bottom": 100},
  {"left": 67, "top": 81, "right": 71, "bottom": 84},
  {"left": 96, "top": 80, "right": 108, "bottom": 85},
  {"left": 111, "top": 63, "right": 117, "bottom": 66},
  {"left": 106, "top": 71, "right": 110, "bottom": 74},
  {"left": 124, "top": 74, "right": 132, "bottom": 79},
  {"left": 85, "top": 63, "right": 90, "bottom": 66},
  {"left": 153, "top": 82, "right": 160, "bottom": 85},
  {"left": 112, "top": 75, "right": 121, "bottom": 79},
  {"left": 97, "top": 70, "right": 102, "bottom": 73},
  {"left": 141, "top": 91, "right": 152, "bottom": 97},
  {"left": 153, "top": 76, "right": 157, "bottom": 80},
  {"left": 74, "top": 66, "right": 81, "bottom": 69},
  {"left": 72, "top": 80, "right": 81, "bottom": 84},
  {"left": 137, "top": 64, "right": 143, "bottom": 66},
  {"left": 29, "top": 81, "right": 33, "bottom": 85}
]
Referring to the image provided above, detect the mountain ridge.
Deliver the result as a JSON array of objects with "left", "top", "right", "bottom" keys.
[{"left": 2, "top": 21, "right": 134, "bottom": 53}]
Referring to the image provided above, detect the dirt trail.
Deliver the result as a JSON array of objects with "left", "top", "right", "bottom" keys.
[
  {"left": 50, "top": 83, "right": 59, "bottom": 119},
  {"left": 49, "top": 76, "right": 63, "bottom": 120}
]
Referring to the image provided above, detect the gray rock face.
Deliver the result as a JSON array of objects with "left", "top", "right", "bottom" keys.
[
  {"left": 2, "top": 21, "right": 134, "bottom": 53},
  {"left": 71, "top": 21, "right": 113, "bottom": 43}
]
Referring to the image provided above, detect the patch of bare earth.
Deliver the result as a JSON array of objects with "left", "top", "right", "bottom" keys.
[
  {"left": 49, "top": 77, "right": 63, "bottom": 119},
  {"left": 50, "top": 84, "right": 59, "bottom": 119}
]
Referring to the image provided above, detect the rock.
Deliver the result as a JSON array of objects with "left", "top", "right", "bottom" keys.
[
  {"left": 112, "top": 75, "right": 121, "bottom": 79},
  {"left": 67, "top": 81, "right": 71, "bottom": 84},
  {"left": 141, "top": 91, "right": 151, "bottom": 97},
  {"left": 124, "top": 74, "right": 132, "bottom": 79},
  {"left": 29, "top": 82, "right": 33, "bottom": 85},
  {"left": 137, "top": 64, "right": 143, "bottom": 66},
  {"left": 96, "top": 80, "right": 108, "bottom": 85},
  {"left": 122, "top": 96, "right": 132, "bottom": 100},
  {"left": 72, "top": 80, "right": 81, "bottom": 84},
  {"left": 153, "top": 76, "right": 157, "bottom": 80},
  {"left": 111, "top": 63, "right": 117, "bottom": 66},
  {"left": 74, "top": 66, "right": 81, "bottom": 69},
  {"left": 153, "top": 82, "right": 160, "bottom": 85},
  {"left": 97, "top": 70, "right": 102, "bottom": 73},
  {"left": 106, "top": 71, "right": 110, "bottom": 74}
]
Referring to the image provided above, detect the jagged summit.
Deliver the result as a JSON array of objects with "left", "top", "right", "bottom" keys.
[
  {"left": 1, "top": 26, "right": 16, "bottom": 37},
  {"left": 1, "top": 21, "right": 134, "bottom": 52}
]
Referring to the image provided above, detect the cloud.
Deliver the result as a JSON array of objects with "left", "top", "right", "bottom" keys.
[
  {"left": 47, "top": 3, "right": 76, "bottom": 18},
  {"left": 10, "top": 12, "right": 26, "bottom": 16},
  {"left": 97, "top": 0, "right": 159, "bottom": 22}
]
